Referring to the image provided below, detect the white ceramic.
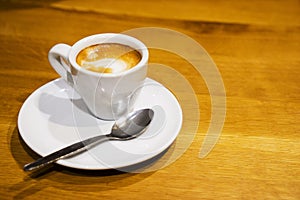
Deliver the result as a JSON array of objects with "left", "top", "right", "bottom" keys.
[
  {"left": 48, "top": 33, "right": 149, "bottom": 120},
  {"left": 18, "top": 78, "right": 182, "bottom": 170}
]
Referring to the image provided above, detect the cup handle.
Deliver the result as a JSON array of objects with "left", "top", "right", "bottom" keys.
[{"left": 48, "top": 44, "right": 74, "bottom": 84}]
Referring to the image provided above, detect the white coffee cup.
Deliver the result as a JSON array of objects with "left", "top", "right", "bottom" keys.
[{"left": 48, "top": 33, "right": 149, "bottom": 120}]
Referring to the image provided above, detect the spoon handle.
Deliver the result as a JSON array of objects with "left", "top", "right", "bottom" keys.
[{"left": 23, "top": 134, "right": 110, "bottom": 171}]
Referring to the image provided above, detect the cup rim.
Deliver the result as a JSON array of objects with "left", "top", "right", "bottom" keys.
[{"left": 68, "top": 33, "right": 148, "bottom": 78}]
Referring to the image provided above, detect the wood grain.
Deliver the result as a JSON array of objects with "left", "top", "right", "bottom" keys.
[{"left": 0, "top": 0, "right": 299, "bottom": 199}]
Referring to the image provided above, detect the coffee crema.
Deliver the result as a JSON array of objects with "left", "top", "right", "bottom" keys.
[{"left": 76, "top": 43, "right": 142, "bottom": 74}]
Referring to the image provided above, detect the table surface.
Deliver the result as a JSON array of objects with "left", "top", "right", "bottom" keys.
[{"left": 1, "top": 0, "right": 299, "bottom": 199}]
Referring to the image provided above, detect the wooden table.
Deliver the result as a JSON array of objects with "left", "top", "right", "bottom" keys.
[{"left": 1, "top": 0, "right": 299, "bottom": 199}]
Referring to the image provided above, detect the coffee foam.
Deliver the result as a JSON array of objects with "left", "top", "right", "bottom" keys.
[{"left": 76, "top": 43, "right": 141, "bottom": 74}]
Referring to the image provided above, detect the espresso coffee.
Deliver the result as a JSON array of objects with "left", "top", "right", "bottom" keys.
[{"left": 76, "top": 43, "right": 142, "bottom": 74}]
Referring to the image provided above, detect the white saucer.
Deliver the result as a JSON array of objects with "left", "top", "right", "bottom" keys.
[{"left": 18, "top": 78, "right": 182, "bottom": 170}]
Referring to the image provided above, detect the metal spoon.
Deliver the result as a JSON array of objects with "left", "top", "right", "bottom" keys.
[{"left": 24, "top": 108, "right": 154, "bottom": 171}]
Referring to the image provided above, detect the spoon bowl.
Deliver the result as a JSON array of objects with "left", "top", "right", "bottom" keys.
[{"left": 112, "top": 108, "right": 154, "bottom": 139}]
